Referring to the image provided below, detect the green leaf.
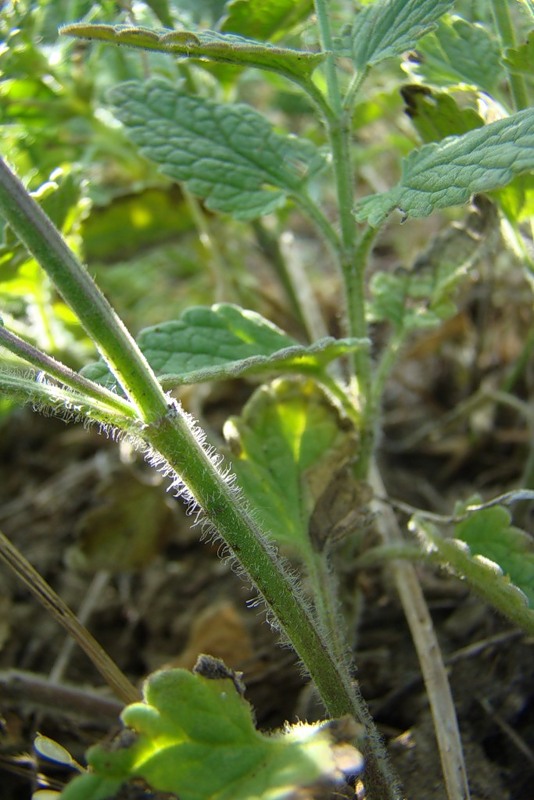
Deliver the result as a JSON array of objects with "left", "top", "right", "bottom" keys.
[
  {"left": 401, "top": 85, "right": 484, "bottom": 144},
  {"left": 224, "top": 377, "right": 359, "bottom": 563},
  {"left": 81, "top": 304, "right": 368, "bottom": 387},
  {"left": 402, "top": 16, "right": 502, "bottom": 94},
  {"left": 108, "top": 78, "right": 325, "bottom": 220},
  {"left": 220, "top": 0, "right": 313, "bottom": 41},
  {"left": 354, "top": 108, "right": 534, "bottom": 226},
  {"left": 351, "top": 0, "right": 455, "bottom": 71},
  {"left": 60, "top": 663, "right": 363, "bottom": 800},
  {"left": 504, "top": 35, "right": 534, "bottom": 75},
  {"left": 454, "top": 506, "right": 534, "bottom": 608},
  {"left": 415, "top": 509, "right": 534, "bottom": 635},
  {"left": 60, "top": 24, "right": 325, "bottom": 81}
]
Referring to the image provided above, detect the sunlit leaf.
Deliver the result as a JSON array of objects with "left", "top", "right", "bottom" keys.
[
  {"left": 454, "top": 505, "right": 534, "bottom": 608},
  {"left": 504, "top": 35, "right": 534, "bottom": 75},
  {"left": 82, "top": 305, "right": 367, "bottom": 388},
  {"left": 351, "top": 0, "right": 455, "bottom": 71},
  {"left": 59, "top": 663, "right": 363, "bottom": 800},
  {"left": 60, "top": 24, "right": 325, "bottom": 81},
  {"left": 354, "top": 108, "right": 534, "bottom": 226},
  {"left": 224, "top": 377, "right": 359, "bottom": 563}
]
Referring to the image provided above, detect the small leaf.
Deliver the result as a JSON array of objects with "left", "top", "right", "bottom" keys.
[
  {"left": 351, "top": 0, "right": 455, "bottom": 71},
  {"left": 108, "top": 78, "right": 326, "bottom": 220},
  {"left": 504, "top": 35, "right": 534, "bottom": 75},
  {"left": 220, "top": 0, "right": 313, "bottom": 41},
  {"left": 402, "top": 16, "right": 502, "bottom": 94},
  {"left": 60, "top": 665, "right": 363, "bottom": 800},
  {"left": 354, "top": 108, "right": 534, "bottom": 226},
  {"left": 454, "top": 506, "right": 534, "bottom": 608},
  {"left": 81, "top": 304, "right": 367, "bottom": 387},
  {"left": 418, "top": 506, "right": 534, "bottom": 635},
  {"left": 60, "top": 25, "right": 325, "bottom": 81},
  {"left": 224, "top": 377, "right": 358, "bottom": 564},
  {"left": 401, "top": 85, "right": 484, "bottom": 144}
]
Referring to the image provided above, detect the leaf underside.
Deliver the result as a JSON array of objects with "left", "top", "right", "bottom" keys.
[{"left": 60, "top": 24, "right": 324, "bottom": 80}]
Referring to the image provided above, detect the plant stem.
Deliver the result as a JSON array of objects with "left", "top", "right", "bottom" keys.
[
  {"left": 490, "top": 0, "right": 529, "bottom": 111},
  {"left": 0, "top": 325, "right": 136, "bottom": 419},
  {"left": 146, "top": 407, "right": 402, "bottom": 800},
  {"left": 0, "top": 157, "right": 167, "bottom": 420},
  {"left": 0, "top": 156, "right": 401, "bottom": 800},
  {"left": 0, "top": 528, "right": 139, "bottom": 705}
]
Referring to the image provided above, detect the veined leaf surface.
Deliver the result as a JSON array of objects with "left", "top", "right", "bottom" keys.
[
  {"left": 59, "top": 665, "right": 363, "bottom": 800},
  {"left": 81, "top": 304, "right": 368, "bottom": 387},
  {"left": 354, "top": 108, "right": 534, "bottom": 226},
  {"left": 109, "top": 78, "right": 326, "bottom": 219},
  {"left": 351, "top": 0, "right": 455, "bottom": 71}
]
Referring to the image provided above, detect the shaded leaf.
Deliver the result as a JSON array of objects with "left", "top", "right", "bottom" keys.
[
  {"left": 60, "top": 664, "right": 363, "bottom": 800},
  {"left": 403, "top": 16, "right": 502, "bottom": 94},
  {"left": 504, "top": 35, "right": 534, "bottom": 75},
  {"left": 354, "top": 108, "right": 534, "bottom": 226},
  {"left": 401, "top": 85, "right": 484, "bottom": 144},
  {"left": 351, "top": 0, "right": 455, "bottom": 71},
  {"left": 108, "top": 78, "right": 325, "bottom": 220},
  {"left": 224, "top": 377, "right": 358, "bottom": 563},
  {"left": 81, "top": 304, "right": 367, "bottom": 387},
  {"left": 60, "top": 24, "right": 325, "bottom": 81},
  {"left": 220, "top": 0, "right": 313, "bottom": 41}
]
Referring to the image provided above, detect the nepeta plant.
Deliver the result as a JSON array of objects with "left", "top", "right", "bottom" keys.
[{"left": 0, "top": 1, "right": 533, "bottom": 799}]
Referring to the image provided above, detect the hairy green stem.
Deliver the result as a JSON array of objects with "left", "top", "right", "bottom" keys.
[
  {"left": 0, "top": 325, "right": 136, "bottom": 419},
  {"left": 490, "top": 0, "right": 529, "bottom": 111},
  {"left": 0, "top": 156, "right": 400, "bottom": 800},
  {"left": 0, "top": 157, "right": 167, "bottom": 420}
]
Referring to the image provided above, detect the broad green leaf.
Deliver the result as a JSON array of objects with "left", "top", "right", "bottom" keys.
[
  {"left": 224, "top": 377, "right": 359, "bottom": 564},
  {"left": 454, "top": 506, "right": 534, "bottom": 608},
  {"left": 60, "top": 24, "right": 325, "bottom": 81},
  {"left": 108, "top": 78, "right": 325, "bottom": 220},
  {"left": 402, "top": 16, "right": 502, "bottom": 94},
  {"left": 81, "top": 304, "right": 368, "bottom": 387},
  {"left": 354, "top": 108, "right": 534, "bottom": 226},
  {"left": 351, "top": 0, "right": 455, "bottom": 71},
  {"left": 493, "top": 172, "right": 534, "bottom": 223},
  {"left": 60, "top": 664, "right": 363, "bottom": 800},
  {"left": 220, "top": 0, "right": 313, "bottom": 41},
  {"left": 504, "top": 35, "right": 534, "bottom": 75},
  {"left": 401, "top": 86, "right": 484, "bottom": 144}
]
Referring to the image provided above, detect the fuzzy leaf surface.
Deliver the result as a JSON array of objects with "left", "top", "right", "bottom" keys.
[
  {"left": 59, "top": 667, "right": 362, "bottom": 800},
  {"left": 403, "top": 17, "right": 502, "bottom": 93},
  {"left": 108, "top": 78, "right": 325, "bottom": 219},
  {"left": 61, "top": 24, "right": 324, "bottom": 81},
  {"left": 351, "top": 0, "right": 455, "bottom": 71},
  {"left": 354, "top": 108, "right": 534, "bottom": 226},
  {"left": 224, "top": 377, "right": 358, "bottom": 564},
  {"left": 220, "top": 0, "right": 313, "bottom": 41},
  {"left": 81, "top": 304, "right": 367, "bottom": 387},
  {"left": 454, "top": 506, "right": 534, "bottom": 608}
]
